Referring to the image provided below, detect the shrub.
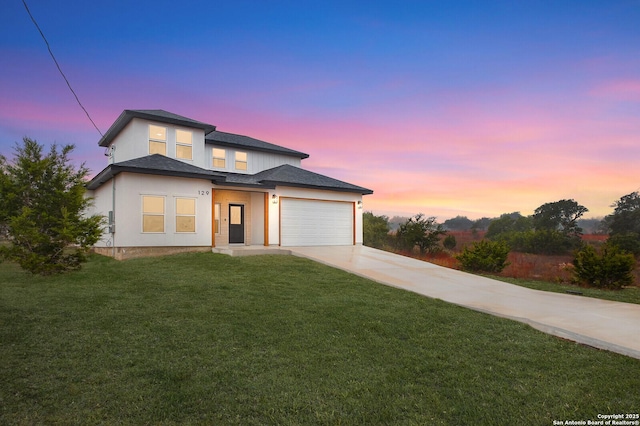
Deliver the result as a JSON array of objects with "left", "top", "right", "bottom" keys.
[
  {"left": 443, "top": 234, "right": 457, "bottom": 250},
  {"left": 456, "top": 240, "right": 510, "bottom": 273},
  {"left": 572, "top": 244, "right": 635, "bottom": 290}
]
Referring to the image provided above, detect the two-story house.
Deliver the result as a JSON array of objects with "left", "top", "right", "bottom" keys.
[{"left": 86, "top": 110, "right": 373, "bottom": 259}]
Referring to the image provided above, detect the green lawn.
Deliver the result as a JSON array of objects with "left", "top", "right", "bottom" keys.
[
  {"left": 1, "top": 253, "right": 639, "bottom": 425},
  {"left": 491, "top": 276, "right": 640, "bottom": 305}
]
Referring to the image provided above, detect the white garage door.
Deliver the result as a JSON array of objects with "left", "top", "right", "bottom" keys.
[{"left": 281, "top": 199, "right": 354, "bottom": 246}]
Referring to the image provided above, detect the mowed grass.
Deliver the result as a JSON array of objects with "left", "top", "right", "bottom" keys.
[
  {"left": 492, "top": 276, "right": 640, "bottom": 305},
  {"left": 1, "top": 253, "right": 639, "bottom": 425}
]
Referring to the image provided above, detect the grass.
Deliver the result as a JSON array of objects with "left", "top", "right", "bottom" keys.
[
  {"left": 491, "top": 276, "right": 640, "bottom": 305},
  {"left": 1, "top": 253, "right": 639, "bottom": 425}
]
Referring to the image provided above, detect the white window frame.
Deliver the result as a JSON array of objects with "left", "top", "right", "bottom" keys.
[
  {"left": 149, "top": 125, "right": 167, "bottom": 156},
  {"left": 235, "top": 151, "right": 247, "bottom": 171},
  {"left": 213, "top": 148, "right": 226, "bottom": 168},
  {"left": 176, "top": 129, "right": 193, "bottom": 160},
  {"left": 142, "top": 195, "right": 165, "bottom": 233},
  {"left": 175, "top": 197, "right": 196, "bottom": 233}
]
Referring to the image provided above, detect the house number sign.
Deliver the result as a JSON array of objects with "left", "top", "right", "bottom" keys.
[{"left": 198, "top": 190, "right": 210, "bottom": 196}]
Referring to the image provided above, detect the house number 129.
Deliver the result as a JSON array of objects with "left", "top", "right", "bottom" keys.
[{"left": 198, "top": 190, "right": 210, "bottom": 195}]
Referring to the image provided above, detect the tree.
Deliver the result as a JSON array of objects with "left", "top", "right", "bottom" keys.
[
  {"left": 471, "top": 217, "right": 492, "bottom": 233},
  {"left": 605, "top": 192, "right": 640, "bottom": 255},
  {"left": 363, "top": 212, "right": 390, "bottom": 249},
  {"left": 396, "top": 213, "right": 446, "bottom": 254},
  {"left": 532, "top": 199, "right": 588, "bottom": 237},
  {"left": 486, "top": 212, "right": 532, "bottom": 240},
  {"left": 443, "top": 215, "right": 473, "bottom": 231},
  {"left": 0, "top": 138, "right": 104, "bottom": 274}
]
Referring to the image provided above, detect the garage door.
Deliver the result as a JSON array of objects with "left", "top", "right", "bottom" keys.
[{"left": 280, "top": 198, "right": 354, "bottom": 246}]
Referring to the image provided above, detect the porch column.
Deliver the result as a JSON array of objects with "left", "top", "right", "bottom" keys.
[{"left": 211, "top": 188, "right": 216, "bottom": 248}]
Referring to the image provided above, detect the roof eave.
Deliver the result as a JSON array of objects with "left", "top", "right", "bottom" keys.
[
  {"left": 262, "top": 180, "right": 373, "bottom": 195},
  {"left": 205, "top": 139, "right": 310, "bottom": 159},
  {"left": 86, "top": 165, "right": 226, "bottom": 190},
  {"left": 99, "top": 110, "right": 217, "bottom": 147}
]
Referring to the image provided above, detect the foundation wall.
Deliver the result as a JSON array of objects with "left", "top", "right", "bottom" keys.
[{"left": 93, "top": 246, "right": 211, "bottom": 261}]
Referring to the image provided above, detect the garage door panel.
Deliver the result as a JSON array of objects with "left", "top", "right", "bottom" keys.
[{"left": 281, "top": 199, "right": 353, "bottom": 246}]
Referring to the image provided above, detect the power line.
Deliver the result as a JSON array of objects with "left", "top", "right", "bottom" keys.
[{"left": 22, "top": 0, "right": 104, "bottom": 138}]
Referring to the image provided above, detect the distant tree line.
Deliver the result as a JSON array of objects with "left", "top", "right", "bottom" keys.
[{"left": 363, "top": 193, "right": 639, "bottom": 289}]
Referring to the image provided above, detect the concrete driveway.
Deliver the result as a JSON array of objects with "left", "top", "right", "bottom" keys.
[{"left": 289, "top": 245, "right": 640, "bottom": 360}]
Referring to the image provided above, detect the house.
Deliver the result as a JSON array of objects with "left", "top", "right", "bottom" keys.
[{"left": 86, "top": 110, "right": 373, "bottom": 259}]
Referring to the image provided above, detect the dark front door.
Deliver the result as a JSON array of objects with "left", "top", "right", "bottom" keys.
[{"left": 229, "top": 204, "right": 244, "bottom": 244}]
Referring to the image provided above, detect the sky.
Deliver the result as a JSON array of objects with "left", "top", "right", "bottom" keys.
[{"left": 1, "top": 1, "right": 639, "bottom": 221}]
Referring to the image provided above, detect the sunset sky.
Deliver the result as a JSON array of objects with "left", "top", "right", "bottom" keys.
[{"left": 1, "top": 1, "right": 639, "bottom": 220}]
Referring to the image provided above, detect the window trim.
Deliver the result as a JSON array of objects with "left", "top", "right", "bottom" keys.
[
  {"left": 149, "top": 125, "right": 167, "bottom": 156},
  {"left": 214, "top": 203, "right": 221, "bottom": 235},
  {"left": 141, "top": 195, "right": 165, "bottom": 233},
  {"left": 175, "top": 197, "right": 196, "bottom": 233},
  {"left": 176, "top": 129, "right": 193, "bottom": 160},
  {"left": 235, "top": 151, "right": 247, "bottom": 171},
  {"left": 213, "top": 148, "right": 226, "bottom": 168}
]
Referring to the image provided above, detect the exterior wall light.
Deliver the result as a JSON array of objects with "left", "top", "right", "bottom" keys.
[
  {"left": 357, "top": 201, "right": 363, "bottom": 209},
  {"left": 272, "top": 194, "right": 278, "bottom": 204}
]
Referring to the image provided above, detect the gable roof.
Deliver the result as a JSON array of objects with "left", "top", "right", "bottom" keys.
[
  {"left": 98, "top": 110, "right": 217, "bottom": 147},
  {"left": 86, "top": 154, "right": 223, "bottom": 190},
  {"left": 206, "top": 130, "right": 309, "bottom": 159}
]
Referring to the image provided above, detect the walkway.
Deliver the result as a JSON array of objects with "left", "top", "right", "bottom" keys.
[{"left": 289, "top": 245, "right": 640, "bottom": 360}]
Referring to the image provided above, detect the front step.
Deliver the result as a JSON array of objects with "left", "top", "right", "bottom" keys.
[{"left": 212, "top": 246, "right": 292, "bottom": 257}]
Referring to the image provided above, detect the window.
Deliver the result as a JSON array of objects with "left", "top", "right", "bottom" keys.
[
  {"left": 214, "top": 203, "right": 221, "bottom": 234},
  {"left": 235, "top": 151, "right": 247, "bottom": 171},
  {"left": 213, "top": 148, "right": 226, "bottom": 168},
  {"left": 176, "top": 198, "right": 196, "bottom": 233},
  {"left": 142, "top": 195, "right": 164, "bottom": 233},
  {"left": 149, "top": 125, "right": 167, "bottom": 156},
  {"left": 176, "top": 129, "right": 192, "bottom": 160}
]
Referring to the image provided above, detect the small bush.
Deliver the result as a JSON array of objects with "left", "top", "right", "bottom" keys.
[
  {"left": 443, "top": 234, "right": 457, "bottom": 250},
  {"left": 456, "top": 240, "right": 510, "bottom": 273},
  {"left": 572, "top": 244, "right": 635, "bottom": 289}
]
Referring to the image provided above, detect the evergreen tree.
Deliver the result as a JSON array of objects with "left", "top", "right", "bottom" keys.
[{"left": 0, "top": 138, "right": 104, "bottom": 274}]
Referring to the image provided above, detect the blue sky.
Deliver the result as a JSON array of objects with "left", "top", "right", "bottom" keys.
[{"left": 2, "top": 0, "right": 639, "bottom": 219}]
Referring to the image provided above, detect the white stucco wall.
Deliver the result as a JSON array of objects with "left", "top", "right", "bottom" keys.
[{"left": 91, "top": 173, "right": 213, "bottom": 248}]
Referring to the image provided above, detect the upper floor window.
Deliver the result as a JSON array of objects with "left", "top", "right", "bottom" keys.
[
  {"left": 149, "top": 125, "right": 167, "bottom": 156},
  {"left": 176, "top": 130, "right": 192, "bottom": 160},
  {"left": 142, "top": 195, "right": 165, "bottom": 233},
  {"left": 235, "top": 151, "right": 247, "bottom": 171},
  {"left": 175, "top": 197, "right": 196, "bottom": 233},
  {"left": 213, "top": 148, "right": 226, "bottom": 168}
]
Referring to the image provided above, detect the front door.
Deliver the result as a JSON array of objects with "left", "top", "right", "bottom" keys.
[{"left": 229, "top": 204, "right": 244, "bottom": 244}]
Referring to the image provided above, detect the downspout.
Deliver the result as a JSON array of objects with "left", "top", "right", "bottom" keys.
[
  {"left": 111, "top": 175, "right": 116, "bottom": 258},
  {"left": 109, "top": 146, "right": 116, "bottom": 258}
]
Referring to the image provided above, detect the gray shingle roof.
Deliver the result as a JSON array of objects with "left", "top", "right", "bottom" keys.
[
  {"left": 98, "top": 110, "right": 217, "bottom": 147},
  {"left": 253, "top": 164, "right": 373, "bottom": 194},
  {"left": 86, "top": 154, "right": 223, "bottom": 190},
  {"left": 205, "top": 130, "right": 309, "bottom": 159}
]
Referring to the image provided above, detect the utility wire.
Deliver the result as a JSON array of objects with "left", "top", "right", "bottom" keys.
[{"left": 22, "top": 0, "right": 104, "bottom": 137}]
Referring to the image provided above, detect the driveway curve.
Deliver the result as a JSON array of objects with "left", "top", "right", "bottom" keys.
[{"left": 290, "top": 245, "right": 640, "bottom": 360}]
